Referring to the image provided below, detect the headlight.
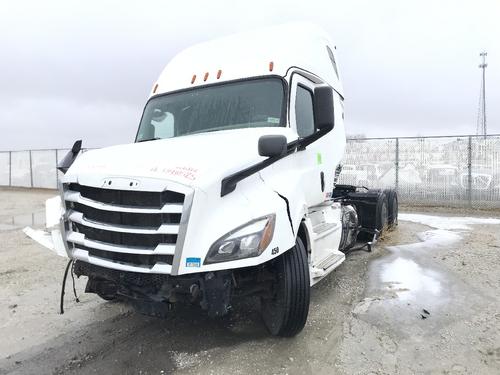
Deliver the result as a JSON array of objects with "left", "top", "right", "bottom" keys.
[{"left": 204, "top": 214, "right": 275, "bottom": 264}]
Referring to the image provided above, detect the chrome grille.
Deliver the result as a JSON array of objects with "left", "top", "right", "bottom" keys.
[{"left": 64, "top": 182, "right": 188, "bottom": 273}]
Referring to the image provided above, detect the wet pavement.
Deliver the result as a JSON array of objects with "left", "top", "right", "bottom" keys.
[{"left": 340, "top": 214, "right": 500, "bottom": 374}]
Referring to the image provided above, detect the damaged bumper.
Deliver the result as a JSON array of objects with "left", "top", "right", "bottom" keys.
[{"left": 23, "top": 195, "right": 69, "bottom": 258}]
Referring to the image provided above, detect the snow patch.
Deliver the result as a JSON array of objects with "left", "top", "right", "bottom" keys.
[
  {"left": 399, "top": 213, "right": 500, "bottom": 230},
  {"left": 387, "top": 229, "right": 462, "bottom": 252},
  {"left": 416, "top": 229, "right": 462, "bottom": 246}
]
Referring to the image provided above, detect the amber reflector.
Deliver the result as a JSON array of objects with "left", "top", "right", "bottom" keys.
[
  {"left": 269, "top": 61, "right": 274, "bottom": 72},
  {"left": 191, "top": 75, "right": 196, "bottom": 84},
  {"left": 204, "top": 72, "right": 209, "bottom": 81},
  {"left": 152, "top": 83, "right": 159, "bottom": 93},
  {"left": 217, "top": 70, "right": 222, "bottom": 79}
]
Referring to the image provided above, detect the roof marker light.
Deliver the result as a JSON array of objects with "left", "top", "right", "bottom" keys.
[
  {"left": 217, "top": 70, "right": 222, "bottom": 79},
  {"left": 204, "top": 72, "right": 209, "bottom": 81},
  {"left": 191, "top": 74, "right": 196, "bottom": 84},
  {"left": 152, "top": 83, "right": 159, "bottom": 93},
  {"left": 269, "top": 61, "right": 274, "bottom": 72}
]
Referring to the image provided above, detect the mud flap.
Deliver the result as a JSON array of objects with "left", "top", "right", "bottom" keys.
[{"left": 23, "top": 195, "right": 68, "bottom": 258}]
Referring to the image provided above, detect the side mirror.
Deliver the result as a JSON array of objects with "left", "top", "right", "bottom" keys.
[
  {"left": 314, "top": 86, "right": 335, "bottom": 131},
  {"left": 258, "top": 135, "right": 287, "bottom": 158}
]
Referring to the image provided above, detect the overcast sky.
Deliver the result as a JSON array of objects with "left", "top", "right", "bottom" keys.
[{"left": 0, "top": 0, "right": 498, "bottom": 150}]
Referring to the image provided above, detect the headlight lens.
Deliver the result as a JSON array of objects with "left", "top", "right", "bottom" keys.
[{"left": 204, "top": 214, "right": 275, "bottom": 264}]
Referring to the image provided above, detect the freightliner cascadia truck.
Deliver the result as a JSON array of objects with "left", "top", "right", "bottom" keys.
[{"left": 25, "top": 24, "right": 398, "bottom": 337}]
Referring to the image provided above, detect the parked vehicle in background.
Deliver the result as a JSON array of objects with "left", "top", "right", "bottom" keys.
[{"left": 338, "top": 164, "right": 369, "bottom": 186}]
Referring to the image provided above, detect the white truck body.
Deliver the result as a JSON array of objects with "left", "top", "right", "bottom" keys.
[{"left": 26, "top": 23, "right": 394, "bottom": 336}]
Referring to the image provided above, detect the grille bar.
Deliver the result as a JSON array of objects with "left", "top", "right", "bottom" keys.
[
  {"left": 68, "top": 183, "right": 184, "bottom": 208},
  {"left": 67, "top": 231, "right": 176, "bottom": 255},
  {"left": 76, "top": 245, "right": 173, "bottom": 267},
  {"left": 70, "top": 202, "right": 181, "bottom": 227},
  {"left": 73, "top": 248, "right": 173, "bottom": 274},
  {"left": 64, "top": 190, "right": 184, "bottom": 214},
  {"left": 68, "top": 211, "right": 180, "bottom": 234},
  {"left": 72, "top": 223, "right": 177, "bottom": 247}
]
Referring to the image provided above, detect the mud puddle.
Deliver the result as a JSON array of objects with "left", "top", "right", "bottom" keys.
[{"left": 355, "top": 214, "right": 500, "bottom": 336}]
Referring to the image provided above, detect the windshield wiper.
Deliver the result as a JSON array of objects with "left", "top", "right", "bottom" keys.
[{"left": 137, "top": 137, "right": 162, "bottom": 143}]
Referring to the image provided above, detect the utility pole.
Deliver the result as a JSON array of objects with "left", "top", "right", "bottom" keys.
[{"left": 476, "top": 51, "right": 487, "bottom": 138}]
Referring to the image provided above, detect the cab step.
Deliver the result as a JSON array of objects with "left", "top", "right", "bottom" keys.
[
  {"left": 312, "top": 222, "right": 340, "bottom": 240},
  {"left": 310, "top": 251, "right": 345, "bottom": 282}
]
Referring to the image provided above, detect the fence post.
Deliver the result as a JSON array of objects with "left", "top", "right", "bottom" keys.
[
  {"left": 55, "top": 149, "right": 59, "bottom": 189},
  {"left": 8, "top": 151, "right": 12, "bottom": 187},
  {"left": 395, "top": 138, "right": 399, "bottom": 192},
  {"left": 29, "top": 150, "right": 33, "bottom": 188},
  {"left": 467, "top": 136, "right": 472, "bottom": 208}
]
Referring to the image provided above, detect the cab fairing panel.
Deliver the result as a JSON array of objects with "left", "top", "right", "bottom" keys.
[
  {"left": 176, "top": 173, "right": 295, "bottom": 275},
  {"left": 153, "top": 23, "right": 343, "bottom": 98}
]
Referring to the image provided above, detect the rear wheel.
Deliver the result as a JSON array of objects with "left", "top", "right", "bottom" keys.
[
  {"left": 376, "top": 193, "right": 389, "bottom": 235},
  {"left": 261, "top": 237, "right": 310, "bottom": 337},
  {"left": 385, "top": 189, "right": 399, "bottom": 229}
]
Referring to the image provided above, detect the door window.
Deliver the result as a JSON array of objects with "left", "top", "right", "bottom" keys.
[{"left": 295, "top": 86, "right": 315, "bottom": 137}]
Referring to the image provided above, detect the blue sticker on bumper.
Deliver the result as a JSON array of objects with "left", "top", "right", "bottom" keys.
[{"left": 186, "top": 257, "right": 201, "bottom": 267}]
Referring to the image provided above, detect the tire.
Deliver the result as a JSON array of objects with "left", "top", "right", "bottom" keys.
[
  {"left": 384, "top": 189, "right": 398, "bottom": 229},
  {"left": 261, "top": 237, "right": 310, "bottom": 337},
  {"left": 375, "top": 192, "right": 389, "bottom": 235}
]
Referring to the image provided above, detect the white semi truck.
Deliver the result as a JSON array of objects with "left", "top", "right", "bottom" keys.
[{"left": 26, "top": 24, "right": 398, "bottom": 337}]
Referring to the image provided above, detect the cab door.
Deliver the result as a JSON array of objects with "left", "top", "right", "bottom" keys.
[{"left": 289, "top": 74, "right": 325, "bottom": 206}]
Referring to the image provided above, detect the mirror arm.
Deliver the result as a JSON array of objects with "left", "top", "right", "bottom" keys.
[
  {"left": 220, "top": 140, "right": 299, "bottom": 197},
  {"left": 297, "top": 123, "right": 334, "bottom": 151}
]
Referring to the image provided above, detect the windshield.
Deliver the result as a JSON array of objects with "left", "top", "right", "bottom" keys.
[{"left": 136, "top": 78, "right": 285, "bottom": 142}]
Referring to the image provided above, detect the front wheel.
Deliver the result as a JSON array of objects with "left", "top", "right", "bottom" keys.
[{"left": 261, "top": 237, "right": 310, "bottom": 337}]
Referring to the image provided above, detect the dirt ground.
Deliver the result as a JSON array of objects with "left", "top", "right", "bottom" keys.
[{"left": 0, "top": 188, "right": 499, "bottom": 375}]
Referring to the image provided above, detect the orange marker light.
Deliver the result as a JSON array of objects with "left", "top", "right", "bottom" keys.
[
  {"left": 269, "top": 61, "right": 274, "bottom": 72},
  {"left": 217, "top": 70, "right": 222, "bottom": 79},
  {"left": 152, "top": 83, "right": 159, "bottom": 93},
  {"left": 204, "top": 72, "right": 209, "bottom": 81},
  {"left": 191, "top": 74, "right": 196, "bottom": 84}
]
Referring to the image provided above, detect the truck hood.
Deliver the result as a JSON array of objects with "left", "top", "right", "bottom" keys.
[{"left": 66, "top": 127, "right": 297, "bottom": 191}]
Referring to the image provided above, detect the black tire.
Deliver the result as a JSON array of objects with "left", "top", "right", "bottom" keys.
[
  {"left": 375, "top": 192, "right": 389, "bottom": 235},
  {"left": 261, "top": 237, "right": 310, "bottom": 337},
  {"left": 384, "top": 189, "right": 398, "bottom": 229}
]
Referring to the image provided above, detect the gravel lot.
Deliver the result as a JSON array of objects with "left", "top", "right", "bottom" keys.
[{"left": 0, "top": 188, "right": 499, "bottom": 374}]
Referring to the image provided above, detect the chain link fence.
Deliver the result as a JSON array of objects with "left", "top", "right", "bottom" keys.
[
  {"left": 0, "top": 149, "right": 69, "bottom": 189},
  {"left": 338, "top": 134, "right": 500, "bottom": 209},
  {"left": 1, "top": 135, "right": 500, "bottom": 208}
]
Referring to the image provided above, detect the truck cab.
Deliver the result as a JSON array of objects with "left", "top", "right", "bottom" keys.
[{"left": 26, "top": 23, "right": 397, "bottom": 337}]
